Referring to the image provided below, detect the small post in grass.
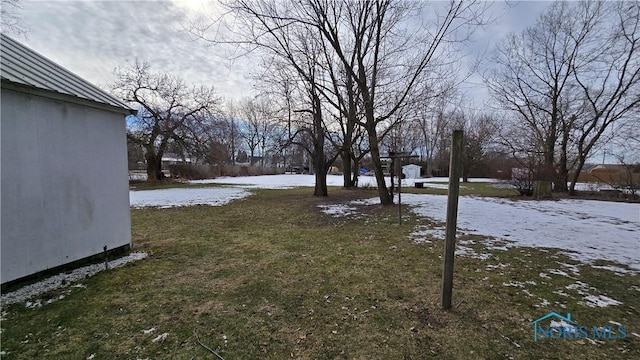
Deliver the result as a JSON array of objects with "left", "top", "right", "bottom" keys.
[
  {"left": 103, "top": 245, "right": 110, "bottom": 270},
  {"left": 441, "top": 129, "right": 463, "bottom": 310},
  {"left": 395, "top": 154, "right": 403, "bottom": 225}
]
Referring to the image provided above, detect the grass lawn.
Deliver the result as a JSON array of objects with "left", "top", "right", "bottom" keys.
[{"left": 1, "top": 186, "right": 638, "bottom": 359}]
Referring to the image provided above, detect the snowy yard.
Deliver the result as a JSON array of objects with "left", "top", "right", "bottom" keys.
[
  {"left": 132, "top": 175, "right": 640, "bottom": 275},
  {"left": 130, "top": 174, "right": 467, "bottom": 207},
  {"left": 401, "top": 194, "right": 640, "bottom": 273},
  {"left": 3, "top": 174, "right": 638, "bottom": 359}
]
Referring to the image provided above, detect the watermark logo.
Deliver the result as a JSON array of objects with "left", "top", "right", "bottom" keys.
[{"left": 531, "top": 312, "right": 627, "bottom": 342}]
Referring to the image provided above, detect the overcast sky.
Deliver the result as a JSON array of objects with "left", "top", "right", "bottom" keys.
[{"left": 10, "top": 0, "right": 553, "bottom": 104}]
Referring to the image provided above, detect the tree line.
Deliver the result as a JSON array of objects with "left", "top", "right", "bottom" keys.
[{"left": 117, "top": 0, "right": 639, "bottom": 203}]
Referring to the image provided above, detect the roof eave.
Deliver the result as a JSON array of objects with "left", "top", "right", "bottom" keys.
[{"left": 2, "top": 79, "right": 137, "bottom": 116}]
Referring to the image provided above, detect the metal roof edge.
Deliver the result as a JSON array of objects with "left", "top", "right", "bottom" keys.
[
  {"left": 2, "top": 79, "right": 136, "bottom": 116},
  {"left": 0, "top": 34, "right": 136, "bottom": 114}
]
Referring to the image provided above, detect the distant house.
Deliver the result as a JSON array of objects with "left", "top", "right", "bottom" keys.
[
  {"left": 588, "top": 164, "right": 624, "bottom": 175},
  {"left": 161, "top": 153, "right": 192, "bottom": 168},
  {"left": 1, "top": 35, "right": 135, "bottom": 286},
  {"left": 577, "top": 163, "right": 640, "bottom": 185},
  {"left": 402, "top": 164, "right": 421, "bottom": 179}
]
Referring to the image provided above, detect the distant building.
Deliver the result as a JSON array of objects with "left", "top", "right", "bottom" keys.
[
  {"left": 402, "top": 164, "right": 421, "bottom": 179},
  {"left": 161, "top": 153, "right": 192, "bottom": 167},
  {"left": 1, "top": 35, "right": 135, "bottom": 286}
]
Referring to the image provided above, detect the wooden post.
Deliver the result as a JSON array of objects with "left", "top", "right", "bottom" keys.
[{"left": 441, "top": 130, "right": 463, "bottom": 309}]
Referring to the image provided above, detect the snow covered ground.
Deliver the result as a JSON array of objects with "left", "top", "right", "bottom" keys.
[
  {"left": 1, "top": 253, "right": 148, "bottom": 306},
  {"left": 130, "top": 187, "right": 250, "bottom": 208},
  {"left": 131, "top": 175, "right": 478, "bottom": 208},
  {"left": 189, "top": 174, "right": 492, "bottom": 188},
  {"left": 400, "top": 194, "right": 640, "bottom": 273},
  {"left": 134, "top": 175, "right": 639, "bottom": 276}
]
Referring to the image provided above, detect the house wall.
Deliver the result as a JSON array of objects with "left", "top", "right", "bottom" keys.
[{"left": 1, "top": 89, "right": 131, "bottom": 284}]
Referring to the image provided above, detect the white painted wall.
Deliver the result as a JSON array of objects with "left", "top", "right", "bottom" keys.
[
  {"left": 402, "top": 164, "right": 421, "bottom": 179},
  {"left": 1, "top": 89, "right": 131, "bottom": 284}
]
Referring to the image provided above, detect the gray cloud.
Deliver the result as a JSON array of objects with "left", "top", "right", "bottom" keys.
[
  {"left": 16, "top": 0, "right": 550, "bottom": 104},
  {"left": 18, "top": 0, "right": 254, "bottom": 99}
]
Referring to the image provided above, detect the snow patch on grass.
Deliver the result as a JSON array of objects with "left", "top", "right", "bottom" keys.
[
  {"left": 591, "top": 264, "right": 633, "bottom": 275},
  {"left": 552, "top": 290, "right": 570, "bottom": 297},
  {"left": 455, "top": 246, "right": 491, "bottom": 260},
  {"left": 402, "top": 194, "right": 639, "bottom": 274},
  {"left": 556, "top": 262, "right": 580, "bottom": 276},
  {"left": 581, "top": 295, "right": 623, "bottom": 308},
  {"left": 152, "top": 332, "right": 169, "bottom": 343},
  {"left": 486, "top": 263, "right": 510, "bottom": 271},
  {"left": 409, "top": 227, "right": 444, "bottom": 243},
  {"left": 539, "top": 272, "right": 551, "bottom": 280},
  {"left": 548, "top": 269, "right": 573, "bottom": 278},
  {"left": 130, "top": 187, "right": 250, "bottom": 208},
  {"left": 564, "top": 281, "right": 622, "bottom": 308},
  {"left": 318, "top": 204, "right": 358, "bottom": 217},
  {"left": 550, "top": 320, "right": 575, "bottom": 333},
  {"left": 350, "top": 198, "right": 381, "bottom": 206},
  {"left": 565, "top": 281, "right": 595, "bottom": 295},
  {"left": 1, "top": 253, "right": 148, "bottom": 307},
  {"left": 503, "top": 281, "right": 526, "bottom": 288}
]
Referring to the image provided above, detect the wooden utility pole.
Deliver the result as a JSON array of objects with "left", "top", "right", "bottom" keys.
[{"left": 441, "top": 130, "right": 463, "bottom": 309}]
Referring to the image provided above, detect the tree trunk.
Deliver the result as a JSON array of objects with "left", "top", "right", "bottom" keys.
[
  {"left": 555, "top": 156, "right": 569, "bottom": 192},
  {"left": 343, "top": 77, "right": 358, "bottom": 189},
  {"left": 312, "top": 92, "right": 328, "bottom": 196},
  {"left": 314, "top": 164, "right": 329, "bottom": 196},
  {"left": 341, "top": 150, "right": 354, "bottom": 188},
  {"left": 568, "top": 156, "right": 587, "bottom": 196},
  {"left": 533, "top": 181, "right": 553, "bottom": 199},
  {"left": 554, "top": 133, "right": 570, "bottom": 192},
  {"left": 461, "top": 152, "right": 470, "bottom": 183},
  {"left": 351, "top": 155, "right": 360, "bottom": 187},
  {"left": 145, "top": 151, "right": 164, "bottom": 181},
  {"left": 368, "top": 129, "right": 393, "bottom": 205},
  {"left": 425, "top": 159, "right": 433, "bottom": 178},
  {"left": 249, "top": 147, "right": 255, "bottom": 166}
]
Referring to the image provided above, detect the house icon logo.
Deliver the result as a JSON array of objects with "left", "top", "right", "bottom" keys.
[
  {"left": 531, "top": 311, "right": 628, "bottom": 342},
  {"left": 530, "top": 312, "right": 575, "bottom": 342}
]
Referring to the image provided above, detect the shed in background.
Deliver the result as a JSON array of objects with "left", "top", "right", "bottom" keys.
[{"left": 402, "top": 164, "right": 421, "bottom": 179}]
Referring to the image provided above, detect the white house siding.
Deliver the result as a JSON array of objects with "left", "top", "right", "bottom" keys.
[{"left": 1, "top": 89, "right": 131, "bottom": 284}]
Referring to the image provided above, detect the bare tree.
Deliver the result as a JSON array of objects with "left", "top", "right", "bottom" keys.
[
  {"left": 319, "top": 44, "right": 366, "bottom": 189},
  {"left": 190, "top": 2, "right": 339, "bottom": 195},
  {"left": 113, "top": 60, "right": 219, "bottom": 181},
  {"left": 487, "top": 1, "right": 594, "bottom": 195},
  {"left": 307, "top": 0, "right": 489, "bottom": 204},
  {"left": 488, "top": 1, "right": 640, "bottom": 196},
  {"left": 460, "top": 113, "right": 499, "bottom": 182},
  {"left": 221, "top": 99, "right": 243, "bottom": 165},
  {"left": 411, "top": 91, "right": 458, "bottom": 177},
  {"left": 567, "top": 1, "right": 640, "bottom": 195},
  {"left": 188, "top": 0, "right": 489, "bottom": 204},
  {"left": 194, "top": 115, "right": 236, "bottom": 166},
  {"left": 238, "top": 96, "right": 279, "bottom": 166}
]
